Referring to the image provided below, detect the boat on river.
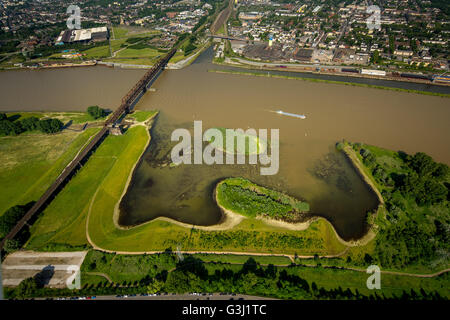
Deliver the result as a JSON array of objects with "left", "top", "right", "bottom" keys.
[{"left": 275, "top": 110, "right": 306, "bottom": 119}]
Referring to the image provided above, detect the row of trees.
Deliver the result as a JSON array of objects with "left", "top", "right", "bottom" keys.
[
  {"left": 9, "top": 256, "right": 446, "bottom": 300},
  {"left": 0, "top": 113, "right": 63, "bottom": 136},
  {"left": 0, "top": 202, "right": 35, "bottom": 254}
]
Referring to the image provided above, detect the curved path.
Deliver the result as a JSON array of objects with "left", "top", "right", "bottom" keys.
[
  {"left": 85, "top": 272, "right": 113, "bottom": 283},
  {"left": 83, "top": 126, "right": 449, "bottom": 281},
  {"left": 86, "top": 208, "right": 449, "bottom": 279}
]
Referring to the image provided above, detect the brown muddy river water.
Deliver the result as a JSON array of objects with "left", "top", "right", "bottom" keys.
[{"left": 1, "top": 48, "right": 449, "bottom": 240}]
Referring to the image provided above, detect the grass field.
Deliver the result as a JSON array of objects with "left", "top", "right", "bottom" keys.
[
  {"left": 169, "top": 50, "right": 188, "bottom": 64},
  {"left": 112, "top": 26, "right": 129, "bottom": 39},
  {"left": 6, "top": 111, "right": 105, "bottom": 125},
  {"left": 216, "top": 24, "right": 226, "bottom": 35},
  {"left": 82, "top": 45, "right": 110, "bottom": 59},
  {"left": 112, "top": 26, "right": 159, "bottom": 40},
  {"left": 26, "top": 125, "right": 149, "bottom": 249},
  {"left": 106, "top": 58, "right": 156, "bottom": 66},
  {"left": 192, "top": 253, "right": 292, "bottom": 266},
  {"left": 128, "top": 110, "right": 158, "bottom": 122},
  {"left": 81, "top": 250, "right": 177, "bottom": 283},
  {"left": 284, "top": 265, "right": 450, "bottom": 298},
  {"left": 0, "top": 127, "right": 100, "bottom": 216},
  {"left": 110, "top": 39, "right": 128, "bottom": 52},
  {"left": 115, "top": 47, "right": 161, "bottom": 59}
]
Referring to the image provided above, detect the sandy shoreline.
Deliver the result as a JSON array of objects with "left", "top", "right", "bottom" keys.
[{"left": 112, "top": 114, "right": 157, "bottom": 230}]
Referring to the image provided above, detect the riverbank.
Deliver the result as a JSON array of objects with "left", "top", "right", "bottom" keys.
[
  {"left": 0, "top": 60, "right": 97, "bottom": 71},
  {"left": 208, "top": 69, "right": 450, "bottom": 98},
  {"left": 213, "top": 56, "right": 450, "bottom": 88},
  {"left": 112, "top": 111, "right": 159, "bottom": 230}
]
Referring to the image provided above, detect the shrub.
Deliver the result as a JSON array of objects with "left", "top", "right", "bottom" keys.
[
  {"left": 37, "top": 118, "right": 63, "bottom": 133},
  {"left": 87, "top": 106, "right": 107, "bottom": 119},
  {"left": 20, "top": 117, "right": 39, "bottom": 131},
  {"left": 0, "top": 119, "right": 23, "bottom": 136}
]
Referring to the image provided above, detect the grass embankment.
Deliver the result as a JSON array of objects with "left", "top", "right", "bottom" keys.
[
  {"left": 216, "top": 177, "right": 310, "bottom": 221},
  {"left": 168, "top": 40, "right": 211, "bottom": 67},
  {"left": 128, "top": 110, "right": 158, "bottom": 122},
  {"left": 208, "top": 69, "right": 450, "bottom": 98},
  {"left": 82, "top": 45, "right": 110, "bottom": 59},
  {"left": 81, "top": 250, "right": 176, "bottom": 283},
  {"left": 192, "top": 253, "right": 292, "bottom": 266},
  {"left": 0, "top": 126, "right": 100, "bottom": 215}
]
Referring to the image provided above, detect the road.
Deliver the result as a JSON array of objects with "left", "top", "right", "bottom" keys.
[
  {"left": 36, "top": 293, "right": 274, "bottom": 300},
  {"left": 225, "top": 56, "right": 341, "bottom": 70},
  {"left": 93, "top": 293, "right": 274, "bottom": 300}
]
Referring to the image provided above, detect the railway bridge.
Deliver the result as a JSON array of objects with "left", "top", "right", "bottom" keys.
[{"left": 0, "top": 48, "right": 176, "bottom": 251}]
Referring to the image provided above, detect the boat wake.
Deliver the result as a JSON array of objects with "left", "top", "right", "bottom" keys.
[{"left": 270, "top": 110, "right": 306, "bottom": 119}]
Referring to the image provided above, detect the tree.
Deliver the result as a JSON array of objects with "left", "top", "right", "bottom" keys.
[
  {"left": 20, "top": 116, "right": 39, "bottom": 131},
  {"left": 146, "top": 279, "right": 164, "bottom": 293},
  {"left": 3, "top": 238, "right": 21, "bottom": 253},
  {"left": 0, "top": 119, "right": 22, "bottom": 136},
  {"left": 184, "top": 42, "right": 196, "bottom": 56},
  {"left": 371, "top": 50, "right": 381, "bottom": 64},
  {"left": 0, "top": 113, "right": 6, "bottom": 120},
  {"left": 432, "top": 163, "right": 449, "bottom": 180},
  {"left": 37, "top": 118, "right": 63, "bottom": 133},
  {"left": 14, "top": 277, "right": 38, "bottom": 299},
  {"left": 408, "top": 152, "right": 437, "bottom": 177},
  {"left": 87, "top": 105, "right": 107, "bottom": 119},
  {"left": 0, "top": 205, "right": 28, "bottom": 238}
]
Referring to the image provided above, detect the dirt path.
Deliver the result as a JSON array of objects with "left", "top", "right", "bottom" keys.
[{"left": 85, "top": 272, "right": 112, "bottom": 282}]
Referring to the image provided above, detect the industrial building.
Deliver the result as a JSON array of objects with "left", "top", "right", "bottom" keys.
[{"left": 55, "top": 27, "right": 109, "bottom": 45}]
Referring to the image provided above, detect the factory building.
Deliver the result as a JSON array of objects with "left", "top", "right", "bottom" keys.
[{"left": 55, "top": 27, "right": 109, "bottom": 45}]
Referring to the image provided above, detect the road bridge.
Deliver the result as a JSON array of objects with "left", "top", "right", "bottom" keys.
[
  {"left": 208, "top": 34, "right": 247, "bottom": 42},
  {"left": 0, "top": 48, "right": 176, "bottom": 251}
]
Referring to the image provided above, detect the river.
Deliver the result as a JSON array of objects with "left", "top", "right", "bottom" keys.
[{"left": 0, "top": 48, "right": 449, "bottom": 240}]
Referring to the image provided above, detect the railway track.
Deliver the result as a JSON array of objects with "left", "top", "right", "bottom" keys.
[{"left": 0, "top": 48, "right": 176, "bottom": 251}]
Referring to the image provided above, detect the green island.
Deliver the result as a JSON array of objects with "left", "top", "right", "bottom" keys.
[
  {"left": 216, "top": 177, "right": 309, "bottom": 221},
  {"left": 207, "top": 127, "right": 265, "bottom": 155},
  {"left": 1, "top": 110, "right": 449, "bottom": 300}
]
